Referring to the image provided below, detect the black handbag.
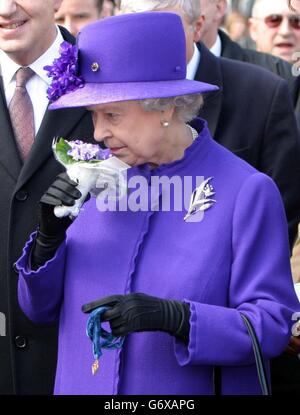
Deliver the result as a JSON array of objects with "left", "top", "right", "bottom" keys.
[{"left": 214, "top": 313, "right": 271, "bottom": 395}]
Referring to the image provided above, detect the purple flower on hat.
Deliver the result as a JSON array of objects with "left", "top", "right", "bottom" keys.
[{"left": 44, "top": 41, "right": 85, "bottom": 103}]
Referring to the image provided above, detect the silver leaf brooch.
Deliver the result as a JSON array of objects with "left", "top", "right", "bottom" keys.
[{"left": 184, "top": 177, "right": 216, "bottom": 222}]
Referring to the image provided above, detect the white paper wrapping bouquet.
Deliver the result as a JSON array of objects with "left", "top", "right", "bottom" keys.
[{"left": 52, "top": 138, "right": 130, "bottom": 218}]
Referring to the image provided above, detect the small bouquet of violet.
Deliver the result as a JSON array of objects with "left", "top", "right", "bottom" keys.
[{"left": 52, "top": 138, "right": 130, "bottom": 218}]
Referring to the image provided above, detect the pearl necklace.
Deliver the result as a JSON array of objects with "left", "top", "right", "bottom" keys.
[{"left": 187, "top": 124, "right": 198, "bottom": 141}]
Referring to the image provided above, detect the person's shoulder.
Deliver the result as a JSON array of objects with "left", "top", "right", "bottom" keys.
[
  {"left": 242, "top": 48, "right": 293, "bottom": 79},
  {"left": 241, "top": 47, "right": 286, "bottom": 67},
  {"left": 203, "top": 130, "right": 281, "bottom": 200},
  {"left": 219, "top": 29, "right": 293, "bottom": 82},
  {"left": 212, "top": 140, "right": 281, "bottom": 199},
  {"left": 219, "top": 29, "right": 242, "bottom": 57},
  {"left": 198, "top": 120, "right": 257, "bottom": 176},
  {"left": 219, "top": 54, "right": 286, "bottom": 87},
  {"left": 199, "top": 40, "right": 283, "bottom": 85}
]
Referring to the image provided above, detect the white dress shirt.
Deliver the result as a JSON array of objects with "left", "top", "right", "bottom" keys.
[
  {"left": 0, "top": 26, "right": 64, "bottom": 136},
  {"left": 209, "top": 35, "right": 222, "bottom": 58},
  {"left": 186, "top": 44, "right": 201, "bottom": 80},
  {"left": 295, "top": 283, "right": 300, "bottom": 302}
]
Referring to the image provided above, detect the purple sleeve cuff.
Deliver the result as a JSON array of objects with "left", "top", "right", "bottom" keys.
[
  {"left": 174, "top": 300, "right": 293, "bottom": 368},
  {"left": 16, "top": 232, "right": 67, "bottom": 324}
]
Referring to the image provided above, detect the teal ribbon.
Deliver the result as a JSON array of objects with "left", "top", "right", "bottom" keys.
[{"left": 86, "top": 306, "right": 124, "bottom": 362}]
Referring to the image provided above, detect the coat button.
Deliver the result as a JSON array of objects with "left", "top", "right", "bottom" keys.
[
  {"left": 14, "top": 336, "right": 27, "bottom": 349},
  {"left": 15, "top": 190, "right": 28, "bottom": 202}
]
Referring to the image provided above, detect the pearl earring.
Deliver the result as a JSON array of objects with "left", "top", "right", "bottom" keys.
[{"left": 161, "top": 121, "right": 170, "bottom": 128}]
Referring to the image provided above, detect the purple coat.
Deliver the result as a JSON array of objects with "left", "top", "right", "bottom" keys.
[{"left": 17, "top": 119, "right": 299, "bottom": 395}]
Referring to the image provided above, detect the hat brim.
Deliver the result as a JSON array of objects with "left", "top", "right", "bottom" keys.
[{"left": 49, "top": 79, "right": 219, "bottom": 110}]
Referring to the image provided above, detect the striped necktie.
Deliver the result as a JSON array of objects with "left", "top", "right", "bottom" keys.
[{"left": 9, "top": 67, "right": 35, "bottom": 160}]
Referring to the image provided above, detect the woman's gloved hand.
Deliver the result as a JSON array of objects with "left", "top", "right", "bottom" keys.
[
  {"left": 82, "top": 293, "right": 191, "bottom": 343},
  {"left": 38, "top": 172, "right": 82, "bottom": 235},
  {"left": 31, "top": 172, "right": 86, "bottom": 270}
]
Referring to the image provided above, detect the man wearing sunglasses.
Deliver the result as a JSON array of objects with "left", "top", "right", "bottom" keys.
[
  {"left": 199, "top": 1, "right": 299, "bottom": 128},
  {"left": 249, "top": 0, "right": 300, "bottom": 65}
]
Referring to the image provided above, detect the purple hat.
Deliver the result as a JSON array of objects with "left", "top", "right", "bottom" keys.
[{"left": 48, "top": 12, "right": 218, "bottom": 109}]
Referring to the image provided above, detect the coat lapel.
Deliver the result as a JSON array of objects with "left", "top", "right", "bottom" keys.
[
  {"left": 219, "top": 30, "right": 244, "bottom": 60},
  {"left": 195, "top": 43, "right": 223, "bottom": 138},
  {"left": 16, "top": 106, "right": 88, "bottom": 190},
  {"left": 0, "top": 74, "right": 22, "bottom": 180}
]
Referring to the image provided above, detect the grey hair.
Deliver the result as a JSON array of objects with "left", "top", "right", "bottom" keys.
[
  {"left": 120, "top": 0, "right": 201, "bottom": 24},
  {"left": 139, "top": 94, "right": 204, "bottom": 123}
]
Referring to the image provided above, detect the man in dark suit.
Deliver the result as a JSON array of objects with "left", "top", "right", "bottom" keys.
[
  {"left": 219, "top": 29, "right": 297, "bottom": 91},
  {"left": 219, "top": 26, "right": 300, "bottom": 131},
  {"left": 248, "top": 0, "right": 300, "bottom": 65},
  {"left": 199, "top": 0, "right": 298, "bottom": 104},
  {"left": 120, "top": 0, "right": 300, "bottom": 393},
  {"left": 200, "top": 0, "right": 300, "bottom": 133},
  {"left": 0, "top": 0, "right": 94, "bottom": 394}
]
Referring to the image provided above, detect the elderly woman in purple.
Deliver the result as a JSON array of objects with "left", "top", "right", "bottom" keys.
[{"left": 16, "top": 12, "right": 299, "bottom": 395}]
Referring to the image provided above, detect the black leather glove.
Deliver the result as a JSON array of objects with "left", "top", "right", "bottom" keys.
[
  {"left": 82, "top": 293, "right": 191, "bottom": 344},
  {"left": 31, "top": 172, "right": 84, "bottom": 270}
]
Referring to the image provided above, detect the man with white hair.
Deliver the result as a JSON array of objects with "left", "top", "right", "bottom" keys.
[
  {"left": 120, "top": 0, "right": 300, "bottom": 395},
  {"left": 199, "top": 0, "right": 297, "bottom": 95},
  {"left": 198, "top": 0, "right": 227, "bottom": 51},
  {"left": 201, "top": 0, "right": 300, "bottom": 140},
  {"left": 249, "top": 0, "right": 300, "bottom": 65}
]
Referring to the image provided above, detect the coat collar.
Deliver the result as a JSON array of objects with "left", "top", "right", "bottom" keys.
[
  {"left": 218, "top": 29, "right": 245, "bottom": 61},
  {"left": 195, "top": 42, "right": 223, "bottom": 138}
]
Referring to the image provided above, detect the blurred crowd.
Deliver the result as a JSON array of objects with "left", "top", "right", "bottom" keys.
[
  {"left": 54, "top": 0, "right": 300, "bottom": 68},
  {"left": 215, "top": 0, "right": 300, "bottom": 65},
  {"left": 54, "top": 0, "right": 121, "bottom": 36}
]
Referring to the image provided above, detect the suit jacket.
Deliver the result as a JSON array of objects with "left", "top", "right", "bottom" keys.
[
  {"left": 0, "top": 27, "right": 94, "bottom": 394},
  {"left": 196, "top": 43, "right": 300, "bottom": 249},
  {"left": 218, "top": 29, "right": 299, "bottom": 108}
]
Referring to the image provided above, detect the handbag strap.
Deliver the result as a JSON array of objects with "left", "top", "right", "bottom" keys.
[
  {"left": 214, "top": 314, "right": 271, "bottom": 395},
  {"left": 240, "top": 313, "right": 271, "bottom": 395}
]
